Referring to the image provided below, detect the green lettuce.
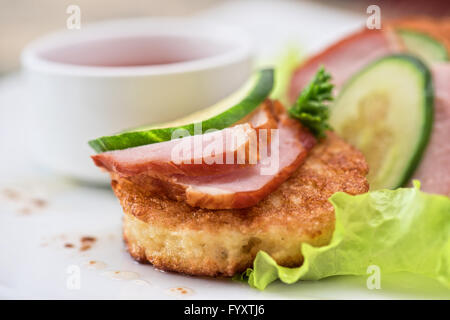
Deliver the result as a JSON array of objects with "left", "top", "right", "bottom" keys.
[{"left": 239, "top": 182, "right": 450, "bottom": 290}]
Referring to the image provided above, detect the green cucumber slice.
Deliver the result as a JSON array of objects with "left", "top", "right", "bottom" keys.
[
  {"left": 330, "top": 55, "right": 433, "bottom": 190},
  {"left": 397, "top": 29, "right": 448, "bottom": 63},
  {"left": 89, "top": 69, "right": 274, "bottom": 153}
]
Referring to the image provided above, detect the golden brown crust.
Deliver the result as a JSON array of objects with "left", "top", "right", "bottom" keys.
[{"left": 114, "top": 132, "right": 369, "bottom": 276}]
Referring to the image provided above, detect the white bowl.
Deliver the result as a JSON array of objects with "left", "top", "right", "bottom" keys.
[{"left": 21, "top": 18, "right": 253, "bottom": 183}]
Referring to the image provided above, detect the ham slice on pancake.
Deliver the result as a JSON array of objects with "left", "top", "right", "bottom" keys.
[
  {"left": 289, "top": 29, "right": 399, "bottom": 102},
  {"left": 93, "top": 123, "right": 256, "bottom": 177},
  {"left": 412, "top": 64, "right": 450, "bottom": 196},
  {"left": 92, "top": 102, "right": 279, "bottom": 178},
  {"left": 94, "top": 103, "right": 316, "bottom": 209}
]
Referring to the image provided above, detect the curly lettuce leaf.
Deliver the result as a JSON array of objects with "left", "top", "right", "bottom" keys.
[{"left": 239, "top": 182, "right": 450, "bottom": 290}]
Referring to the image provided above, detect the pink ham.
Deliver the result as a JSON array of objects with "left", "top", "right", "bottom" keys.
[
  {"left": 241, "top": 102, "right": 279, "bottom": 132},
  {"left": 121, "top": 114, "right": 316, "bottom": 209},
  {"left": 92, "top": 123, "right": 256, "bottom": 177},
  {"left": 411, "top": 64, "right": 450, "bottom": 196},
  {"left": 289, "top": 28, "right": 398, "bottom": 102}
]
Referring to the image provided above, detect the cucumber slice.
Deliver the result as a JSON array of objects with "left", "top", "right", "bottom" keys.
[
  {"left": 330, "top": 55, "right": 433, "bottom": 190},
  {"left": 89, "top": 69, "right": 274, "bottom": 153},
  {"left": 397, "top": 29, "right": 448, "bottom": 64}
]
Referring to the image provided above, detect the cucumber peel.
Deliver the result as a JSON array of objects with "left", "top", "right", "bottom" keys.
[
  {"left": 397, "top": 29, "right": 448, "bottom": 64},
  {"left": 89, "top": 69, "right": 274, "bottom": 153},
  {"left": 330, "top": 55, "right": 433, "bottom": 190}
]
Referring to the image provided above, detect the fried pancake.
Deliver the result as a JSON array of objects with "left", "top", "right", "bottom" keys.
[{"left": 114, "top": 132, "right": 369, "bottom": 276}]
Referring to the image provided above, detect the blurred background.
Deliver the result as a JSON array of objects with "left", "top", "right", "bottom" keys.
[{"left": 1, "top": 0, "right": 449, "bottom": 74}]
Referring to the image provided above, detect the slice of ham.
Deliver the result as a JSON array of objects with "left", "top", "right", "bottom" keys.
[
  {"left": 239, "top": 102, "right": 279, "bottom": 132},
  {"left": 92, "top": 103, "right": 278, "bottom": 178},
  {"left": 411, "top": 64, "right": 450, "bottom": 196},
  {"left": 388, "top": 17, "right": 450, "bottom": 53},
  {"left": 93, "top": 123, "right": 255, "bottom": 177},
  {"left": 122, "top": 114, "right": 316, "bottom": 209},
  {"left": 289, "top": 28, "right": 399, "bottom": 102}
]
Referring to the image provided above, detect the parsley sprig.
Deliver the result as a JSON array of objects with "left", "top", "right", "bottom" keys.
[{"left": 289, "top": 67, "right": 334, "bottom": 138}]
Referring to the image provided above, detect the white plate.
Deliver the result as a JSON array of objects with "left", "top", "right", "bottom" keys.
[{"left": 0, "top": 0, "right": 448, "bottom": 299}]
